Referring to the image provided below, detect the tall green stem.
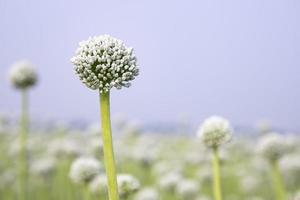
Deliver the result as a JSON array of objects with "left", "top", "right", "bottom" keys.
[
  {"left": 270, "top": 160, "right": 286, "bottom": 200},
  {"left": 19, "top": 89, "right": 29, "bottom": 200},
  {"left": 83, "top": 185, "right": 91, "bottom": 200},
  {"left": 212, "top": 147, "right": 222, "bottom": 200},
  {"left": 99, "top": 91, "right": 119, "bottom": 200}
]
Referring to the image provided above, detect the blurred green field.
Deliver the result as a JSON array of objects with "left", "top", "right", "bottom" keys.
[{"left": 0, "top": 121, "right": 299, "bottom": 200}]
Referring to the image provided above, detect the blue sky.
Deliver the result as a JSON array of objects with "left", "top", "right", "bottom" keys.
[{"left": 0, "top": 0, "right": 299, "bottom": 130}]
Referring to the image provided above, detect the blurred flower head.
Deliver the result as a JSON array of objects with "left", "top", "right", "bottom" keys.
[
  {"left": 279, "top": 154, "right": 300, "bottom": 188},
  {"left": 133, "top": 187, "right": 159, "bottom": 200},
  {"left": 89, "top": 174, "right": 107, "bottom": 194},
  {"left": 71, "top": 35, "right": 139, "bottom": 92},
  {"left": 176, "top": 179, "right": 200, "bottom": 200},
  {"left": 257, "top": 133, "right": 292, "bottom": 162},
  {"left": 48, "top": 138, "right": 84, "bottom": 159},
  {"left": 8, "top": 60, "right": 38, "bottom": 89},
  {"left": 117, "top": 174, "right": 141, "bottom": 198},
  {"left": 30, "top": 157, "right": 56, "bottom": 178},
  {"left": 69, "top": 157, "right": 102, "bottom": 184},
  {"left": 158, "top": 171, "right": 182, "bottom": 192},
  {"left": 197, "top": 116, "right": 232, "bottom": 148},
  {"left": 240, "top": 175, "right": 262, "bottom": 194}
]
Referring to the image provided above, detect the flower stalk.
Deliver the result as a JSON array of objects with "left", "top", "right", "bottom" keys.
[
  {"left": 19, "top": 89, "right": 29, "bottom": 200},
  {"left": 270, "top": 160, "right": 286, "bottom": 200},
  {"left": 100, "top": 91, "right": 119, "bottom": 200},
  {"left": 212, "top": 146, "right": 222, "bottom": 200},
  {"left": 84, "top": 185, "right": 92, "bottom": 200}
]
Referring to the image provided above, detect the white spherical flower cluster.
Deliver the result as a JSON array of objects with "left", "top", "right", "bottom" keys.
[
  {"left": 176, "top": 179, "right": 200, "bottom": 200},
  {"left": 158, "top": 172, "right": 182, "bottom": 191},
  {"left": 8, "top": 60, "right": 38, "bottom": 89},
  {"left": 89, "top": 174, "right": 107, "bottom": 194},
  {"left": 197, "top": 116, "right": 232, "bottom": 148},
  {"left": 133, "top": 187, "right": 159, "bottom": 200},
  {"left": 257, "top": 133, "right": 291, "bottom": 162},
  {"left": 69, "top": 157, "right": 102, "bottom": 184},
  {"left": 279, "top": 154, "right": 300, "bottom": 187},
  {"left": 241, "top": 175, "right": 261, "bottom": 194},
  {"left": 30, "top": 158, "right": 56, "bottom": 178},
  {"left": 71, "top": 35, "right": 139, "bottom": 93},
  {"left": 48, "top": 139, "right": 83, "bottom": 159},
  {"left": 117, "top": 174, "right": 140, "bottom": 198}
]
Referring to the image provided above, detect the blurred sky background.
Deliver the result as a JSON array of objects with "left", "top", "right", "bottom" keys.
[{"left": 0, "top": 0, "right": 299, "bottom": 130}]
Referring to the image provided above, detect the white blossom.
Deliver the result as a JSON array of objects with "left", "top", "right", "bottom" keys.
[
  {"left": 279, "top": 154, "right": 300, "bottom": 187},
  {"left": 117, "top": 174, "right": 140, "bottom": 198},
  {"left": 133, "top": 187, "right": 159, "bottom": 200},
  {"left": 30, "top": 158, "right": 56, "bottom": 178},
  {"left": 48, "top": 138, "right": 83, "bottom": 159},
  {"left": 71, "top": 35, "right": 139, "bottom": 92},
  {"left": 8, "top": 60, "right": 38, "bottom": 89},
  {"left": 89, "top": 174, "right": 107, "bottom": 194},
  {"left": 176, "top": 179, "right": 200, "bottom": 200},
  {"left": 197, "top": 116, "right": 232, "bottom": 148},
  {"left": 158, "top": 172, "right": 182, "bottom": 191},
  {"left": 241, "top": 175, "right": 262, "bottom": 194},
  {"left": 257, "top": 133, "right": 292, "bottom": 162},
  {"left": 69, "top": 157, "right": 102, "bottom": 184}
]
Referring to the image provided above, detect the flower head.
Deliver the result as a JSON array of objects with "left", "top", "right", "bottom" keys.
[
  {"left": 89, "top": 174, "right": 107, "bottom": 194},
  {"left": 133, "top": 187, "right": 159, "bottom": 200},
  {"left": 117, "top": 174, "right": 140, "bottom": 198},
  {"left": 69, "top": 157, "right": 102, "bottom": 184},
  {"left": 279, "top": 154, "right": 300, "bottom": 187},
  {"left": 8, "top": 60, "right": 38, "bottom": 89},
  {"left": 197, "top": 116, "right": 232, "bottom": 148},
  {"left": 176, "top": 179, "right": 200, "bottom": 200},
  {"left": 30, "top": 158, "right": 56, "bottom": 178},
  {"left": 158, "top": 172, "right": 182, "bottom": 191},
  {"left": 240, "top": 175, "right": 262, "bottom": 194},
  {"left": 71, "top": 35, "right": 139, "bottom": 93},
  {"left": 257, "top": 133, "right": 292, "bottom": 162}
]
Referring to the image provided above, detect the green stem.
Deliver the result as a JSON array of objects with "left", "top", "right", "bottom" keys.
[
  {"left": 84, "top": 184, "right": 91, "bottom": 200},
  {"left": 19, "top": 89, "right": 29, "bottom": 200},
  {"left": 99, "top": 91, "right": 119, "bottom": 200},
  {"left": 212, "top": 147, "right": 222, "bottom": 200},
  {"left": 271, "top": 160, "right": 286, "bottom": 200}
]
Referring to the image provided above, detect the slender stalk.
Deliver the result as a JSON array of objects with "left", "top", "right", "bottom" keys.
[
  {"left": 18, "top": 89, "right": 29, "bottom": 200},
  {"left": 99, "top": 91, "right": 119, "bottom": 200},
  {"left": 270, "top": 160, "right": 286, "bottom": 200},
  {"left": 83, "top": 185, "right": 91, "bottom": 200},
  {"left": 212, "top": 147, "right": 222, "bottom": 200}
]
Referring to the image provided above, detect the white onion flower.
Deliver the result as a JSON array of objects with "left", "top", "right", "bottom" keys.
[
  {"left": 257, "top": 133, "right": 292, "bottom": 162},
  {"left": 158, "top": 172, "right": 182, "bottom": 192},
  {"left": 152, "top": 161, "right": 183, "bottom": 177},
  {"left": 69, "top": 157, "right": 102, "bottom": 184},
  {"left": 176, "top": 179, "right": 200, "bottom": 200},
  {"left": 279, "top": 154, "right": 300, "bottom": 187},
  {"left": 30, "top": 158, "right": 56, "bottom": 178},
  {"left": 89, "top": 174, "right": 107, "bottom": 194},
  {"left": 48, "top": 139, "right": 83, "bottom": 159},
  {"left": 241, "top": 175, "right": 262, "bottom": 194},
  {"left": 197, "top": 116, "right": 232, "bottom": 148},
  {"left": 71, "top": 35, "right": 139, "bottom": 92},
  {"left": 133, "top": 187, "right": 159, "bottom": 200},
  {"left": 8, "top": 60, "right": 38, "bottom": 89},
  {"left": 117, "top": 174, "right": 140, "bottom": 198}
]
